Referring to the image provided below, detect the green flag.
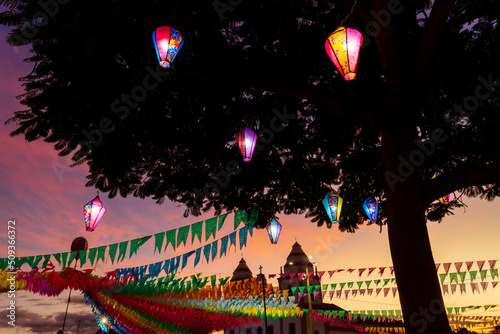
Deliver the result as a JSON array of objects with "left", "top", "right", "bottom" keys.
[
  {"left": 116, "top": 241, "right": 128, "bottom": 263},
  {"left": 176, "top": 225, "right": 190, "bottom": 248},
  {"left": 130, "top": 236, "right": 152, "bottom": 258},
  {"left": 234, "top": 210, "right": 248, "bottom": 230},
  {"left": 96, "top": 246, "right": 107, "bottom": 265},
  {"left": 439, "top": 273, "right": 447, "bottom": 284},
  {"left": 108, "top": 244, "right": 118, "bottom": 264},
  {"left": 154, "top": 232, "right": 165, "bottom": 254},
  {"left": 191, "top": 221, "right": 203, "bottom": 244},
  {"left": 218, "top": 213, "right": 228, "bottom": 230},
  {"left": 205, "top": 218, "right": 217, "bottom": 241},
  {"left": 165, "top": 229, "right": 176, "bottom": 251},
  {"left": 469, "top": 270, "right": 477, "bottom": 283},
  {"left": 87, "top": 248, "right": 97, "bottom": 266}
]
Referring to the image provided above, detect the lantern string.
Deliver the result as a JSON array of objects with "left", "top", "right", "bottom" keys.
[
  {"left": 169, "top": 0, "right": 180, "bottom": 26},
  {"left": 340, "top": 0, "right": 358, "bottom": 26}
]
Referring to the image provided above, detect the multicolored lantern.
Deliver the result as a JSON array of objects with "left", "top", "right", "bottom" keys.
[
  {"left": 322, "top": 190, "right": 343, "bottom": 223},
  {"left": 324, "top": 26, "right": 363, "bottom": 81},
  {"left": 362, "top": 198, "right": 378, "bottom": 224},
  {"left": 266, "top": 218, "right": 282, "bottom": 244},
  {"left": 431, "top": 172, "right": 450, "bottom": 204},
  {"left": 152, "top": 26, "right": 184, "bottom": 68},
  {"left": 84, "top": 196, "right": 106, "bottom": 231},
  {"left": 236, "top": 127, "right": 257, "bottom": 162}
]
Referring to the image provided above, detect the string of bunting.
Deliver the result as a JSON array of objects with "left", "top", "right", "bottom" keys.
[
  {"left": 0, "top": 209, "right": 257, "bottom": 271},
  {"left": 260, "top": 259, "right": 499, "bottom": 281}
]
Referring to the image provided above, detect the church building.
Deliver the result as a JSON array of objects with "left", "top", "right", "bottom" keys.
[{"left": 225, "top": 242, "right": 361, "bottom": 334}]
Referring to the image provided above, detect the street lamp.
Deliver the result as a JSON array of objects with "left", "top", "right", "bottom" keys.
[
  {"left": 257, "top": 266, "right": 268, "bottom": 334},
  {"left": 102, "top": 317, "right": 110, "bottom": 333},
  {"left": 305, "top": 256, "right": 317, "bottom": 334}
]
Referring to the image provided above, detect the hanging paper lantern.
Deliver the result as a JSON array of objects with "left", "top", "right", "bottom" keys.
[
  {"left": 266, "top": 218, "right": 282, "bottom": 244},
  {"left": 236, "top": 127, "right": 257, "bottom": 162},
  {"left": 324, "top": 26, "right": 363, "bottom": 81},
  {"left": 362, "top": 198, "right": 379, "bottom": 224},
  {"left": 84, "top": 196, "right": 106, "bottom": 231},
  {"left": 322, "top": 190, "right": 343, "bottom": 223},
  {"left": 152, "top": 26, "right": 184, "bottom": 68},
  {"left": 431, "top": 172, "right": 450, "bottom": 204}
]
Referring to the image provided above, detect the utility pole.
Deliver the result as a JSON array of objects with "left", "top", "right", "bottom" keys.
[{"left": 257, "top": 266, "right": 268, "bottom": 334}]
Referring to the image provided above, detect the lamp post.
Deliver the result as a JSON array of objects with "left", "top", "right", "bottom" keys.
[
  {"left": 102, "top": 317, "right": 110, "bottom": 333},
  {"left": 257, "top": 266, "right": 268, "bottom": 334},
  {"left": 305, "top": 256, "right": 317, "bottom": 334}
]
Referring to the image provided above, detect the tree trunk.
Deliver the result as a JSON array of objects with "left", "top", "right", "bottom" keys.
[{"left": 382, "top": 126, "right": 452, "bottom": 334}]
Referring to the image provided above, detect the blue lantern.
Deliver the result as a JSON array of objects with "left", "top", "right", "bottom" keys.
[
  {"left": 322, "top": 190, "right": 343, "bottom": 223},
  {"left": 362, "top": 198, "right": 378, "bottom": 224},
  {"left": 266, "top": 218, "right": 282, "bottom": 244}
]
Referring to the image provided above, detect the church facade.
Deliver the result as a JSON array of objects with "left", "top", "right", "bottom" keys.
[{"left": 224, "top": 242, "right": 361, "bottom": 334}]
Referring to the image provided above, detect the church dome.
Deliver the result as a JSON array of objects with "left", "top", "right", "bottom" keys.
[
  {"left": 283, "top": 242, "right": 314, "bottom": 274},
  {"left": 230, "top": 258, "right": 253, "bottom": 282}
]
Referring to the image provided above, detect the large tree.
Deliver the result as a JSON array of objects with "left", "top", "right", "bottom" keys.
[{"left": 2, "top": 0, "right": 500, "bottom": 332}]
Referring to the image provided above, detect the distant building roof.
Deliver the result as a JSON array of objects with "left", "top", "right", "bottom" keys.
[{"left": 230, "top": 258, "right": 253, "bottom": 282}]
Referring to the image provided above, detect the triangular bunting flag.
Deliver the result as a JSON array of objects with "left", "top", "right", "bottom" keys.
[
  {"left": 229, "top": 231, "right": 237, "bottom": 251},
  {"left": 470, "top": 282, "right": 479, "bottom": 294},
  {"left": 177, "top": 225, "right": 190, "bottom": 248},
  {"left": 239, "top": 226, "right": 248, "bottom": 250},
  {"left": 469, "top": 270, "right": 477, "bottom": 283},
  {"left": 96, "top": 246, "right": 106, "bottom": 265},
  {"left": 490, "top": 260, "right": 497, "bottom": 270},
  {"left": 116, "top": 241, "right": 128, "bottom": 263},
  {"left": 378, "top": 267, "right": 386, "bottom": 276},
  {"left": 454, "top": 262, "right": 463, "bottom": 273},
  {"left": 439, "top": 273, "right": 447, "bottom": 284},
  {"left": 328, "top": 270, "right": 336, "bottom": 278},
  {"left": 491, "top": 268, "right": 499, "bottom": 280},
  {"left": 367, "top": 267, "right": 376, "bottom": 276},
  {"left": 450, "top": 284, "right": 457, "bottom": 294},
  {"left": 130, "top": 236, "right": 152, "bottom": 258},
  {"left": 220, "top": 236, "right": 228, "bottom": 258},
  {"left": 211, "top": 240, "right": 218, "bottom": 261},
  {"left": 234, "top": 210, "right": 248, "bottom": 230},
  {"left": 191, "top": 221, "right": 203, "bottom": 244},
  {"left": 481, "top": 282, "right": 488, "bottom": 292},
  {"left": 358, "top": 268, "right": 367, "bottom": 276},
  {"left": 384, "top": 288, "right": 390, "bottom": 297},
  {"left": 194, "top": 247, "right": 202, "bottom": 268},
  {"left": 165, "top": 229, "right": 176, "bottom": 251},
  {"left": 492, "top": 281, "right": 499, "bottom": 289},
  {"left": 459, "top": 271, "right": 466, "bottom": 283},
  {"left": 205, "top": 218, "right": 218, "bottom": 241},
  {"left": 443, "top": 263, "right": 451, "bottom": 275},
  {"left": 218, "top": 213, "right": 228, "bottom": 231},
  {"left": 436, "top": 263, "right": 441, "bottom": 271},
  {"left": 108, "top": 244, "right": 118, "bottom": 264},
  {"left": 442, "top": 284, "right": 449, "bottom": 294},
  {"left": 459, "top": 283, "right": 466, "bottom": 294},
  {"left": 392, "top": 287, "right": 397, "bottom": 297},
  {"left": 477, "top": 260, "right": 485, "bottom": 271},
  {"left": 203, "top": 243, "right": 211, "bottom": 264},
  {"left": 480, "top": 270, "right": 488, "bottom": 281},
  {"left": 465, "top": 261, "right": 474, "bottom": 271}
]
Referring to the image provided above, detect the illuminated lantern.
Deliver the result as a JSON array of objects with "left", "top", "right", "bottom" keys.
[
  {"left": 322, "top": 190, "right": 343, "bottom": 223},
  {"left": 84, "top": 196, "right": 106, "bottom": 231},
  {"left": 236, "top": 127, "right": 257, "bottom": 162},
  {"left": 362, "top": 198, "right": 378, "bottom": 224},
  {"left": 324, "top": 26, "right": 363, "bottom": 81},
  {"left": 152, "top": 26, "right": 184, "bottom": 68},
  {"left": 266, "top": 218, "right": 282, "bottom": 244},
  {"left": 431, "top": 172, "right": 450, "bottom": 204}
]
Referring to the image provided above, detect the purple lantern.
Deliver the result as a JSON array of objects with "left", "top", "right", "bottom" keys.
[
  {"left": 236, "top": 127, "right": 257, "bottom": 162},
  {"left": 84, "top": 196, "right": 106, "bottom": 231},
  {"left": 266, "top": 218, "right": 282, "bottom": 244}
]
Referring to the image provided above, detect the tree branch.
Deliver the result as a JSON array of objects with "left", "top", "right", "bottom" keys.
[
  {"left": 422, "top": 162, "right": 500, "bottom": 206},
  {"left": 412, "top": 0, "right": 455, "bottom": 86}
]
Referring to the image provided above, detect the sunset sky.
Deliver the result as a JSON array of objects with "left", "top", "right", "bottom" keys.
[{"left": 1, "top": 24, "right": 500, "bottom": 334}]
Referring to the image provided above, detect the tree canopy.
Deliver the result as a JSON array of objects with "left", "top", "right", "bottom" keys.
[{"left": 2, "top": 1, "right": 500, "bottom": 332}]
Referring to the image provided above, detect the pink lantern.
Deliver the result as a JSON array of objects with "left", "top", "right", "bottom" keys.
[
  {"left": 324, "top": 26, "right": 363, "bottom": 81},
  {"left": 236, "top": 127, "right": 257, "bottom": 162},
  {"left": 84, "top": 196, "right": 106, "bottom": 231},
  {"left": 152, "top": 26, "right": 184, "bottom": 68},
  {"left": 266, "top": 218, "right": 282, "bottom": 244}
]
